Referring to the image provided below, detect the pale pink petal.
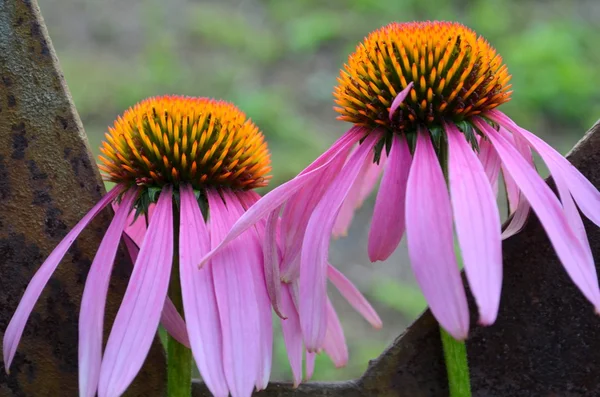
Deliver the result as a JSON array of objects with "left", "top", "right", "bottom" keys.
[
  {"left": 326, "top": 264, "right": 382, "bottom": 328},
  {"left": 405, "top": 130, "right": 470, "bottom": 340},
  {"left": 98, "top": 186, "right": 173, "bottom": 397},
  {"left": 368, "top": 134, "right": 411, "bottom": 261},
  {"left": 358, "top": 152, "right": 387, "bottom": 206},
  {"left": 477, "top": 119, "right": 600, "bottom": 310},
  {"left": 389, "top": 81, "right": 415, "bottom": 120},
  {"left": 121, "top": 232, "right": 190, "bottom": 348},
  {"left": 501, "top": 196, "right": 530, "bottom": 239},
  {"left": 490, "top": 110, "right": 600, "bottom": 229},
  {"left": 280, "top": 284, "right": 303, "bottom": 387},
  {"left": 208, "top": 190, "right": 260, "bottom": 397},
  {"left": 198, "top": 130, "right": 362, "bottom": 270},
  {"left": 179, "top": 185, "right": 228, "bottom": 397},
  {"left": 3, "top": 185, "right": 123, "bottom": 371},
  {"left": 300, "top": 133, "right": 381, "bottom": 351},
  {"left": 478, "top": 137, "right": 501, "bottom": 197},
  {"left": 78, "top": 188, "right": 137, "bottom": 397},
  {"left": 323, "top": 299, "right": 348, "bottom": 368},
  {"left": 502, "top": 166, "right": 520, "bottom": 215},
  {"left": 225, "top": 191, "right": 273, "bottom": 391},
  {"left": 263, "top": 206, "right": 285, "bottom": 318},
  {"left": 447, "top": 123, "right": 502, "bottom": 325},
  {"left": 305, "top": 351, "right": 316, "bottom": 381}
]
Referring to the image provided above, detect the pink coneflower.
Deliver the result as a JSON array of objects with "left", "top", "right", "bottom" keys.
[{"left": 200, "top": 21, "right": 600, "bottom": 345}]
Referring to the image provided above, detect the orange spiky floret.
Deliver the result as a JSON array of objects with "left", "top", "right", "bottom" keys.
[
  {"left": 334, "top": 21, "right": 512, "bottom": 133},
  {"left": 98, "top": 96, "right": 272, "bottom": 190}
]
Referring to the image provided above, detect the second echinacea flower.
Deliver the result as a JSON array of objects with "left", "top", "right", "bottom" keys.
[{"left": 200, "top": 21, "right": 600, "bottom": 343}]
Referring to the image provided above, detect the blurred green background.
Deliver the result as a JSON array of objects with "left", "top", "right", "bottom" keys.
[{"left": 41, "top": 0, "right": 600, "bottom": 382}]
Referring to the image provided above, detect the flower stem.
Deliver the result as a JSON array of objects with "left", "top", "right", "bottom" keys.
[
  {"left": 167, "top": 205, "right": 192, "bottom": 397},
  {"left": 440, "top": 327, "right": 472, "bottom": 397}
]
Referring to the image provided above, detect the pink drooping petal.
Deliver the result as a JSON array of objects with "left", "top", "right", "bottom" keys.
[
  {"left": 502, "top": 166, "right": 520, "bottom": 215},
  {"left": 323, "top": 299, "right": 348, "bottom": 368},
  {"left": 3, "top": 185, "right": 123, "bottom": 371},
  {"left": 389, "top": 81, "right": 414, "bottom": 120},
  {"left": 478, "top": 137, "right": 501, "bottom": 197},
  {"left": 208, "top": 190, "right": 261, "bottom": 397},
  {"left": 405, "top": 130, "right": 470, "bottom": 340},
  {"left": 78, "top": 188, "right": 137, "bottom": 397},
  {"left": 280, "top": 131, "right": 362, "bottom": 277},
  {"left": 447, "top": 123, "right": 503, "bottom": 325},
  {"left": 477, "top": 119, "right": 600, "bottom": 310},
  {"left": 198, "top": 130, "right": 363, "bottom": 270},
  {"left": 225, "top": 191, "right": 273, "bottom": 391},
  {"left": 98, "top": 186, "right": 173, "bottom": 397},
  {"left": 300, "top": 132, "right": 381, "bottom": 351},
  {"left": 280, "top": 284, "right": 303, "bottom": 387},
  {"left": 305, "top": 351, "right": 316, "bottom": 381},
  {"left": 326, "top": 264, "right": 382, "bottom": 328},
  {"left": 264, "top": 206, "right": 285, "bottom": 318},
  {"left": 121, "top": 232, "right": 190, "bottom": 349},
  {"left": 332, "top": 148, "right": 379, "bottom": 238},
  {"left": 179, "top": 185, "right": 228, "bottom": 397},
  {"left": 368, "top": 134, "right": 412, "bottom": 262},
  {"left": 490, "top": 110, "right": 600, "bottom": 229},
  {"left": 501, "top": 195, "right": 530, "bottom": 239}
]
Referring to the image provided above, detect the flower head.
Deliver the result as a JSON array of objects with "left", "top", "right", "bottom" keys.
[
  {"left": 200, "top": 21, "right": 600, "bottom": 344},
  {"left": 3, "top": 96, "right": 377, "bottom": 397}
]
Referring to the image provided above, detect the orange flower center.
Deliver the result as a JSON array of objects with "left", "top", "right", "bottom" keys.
[
  {"left": 98, "top": 96, "right": 271, "bottom": 190},
  {"left": 334, "top": 21, "right": 512, "bottom": 133}
]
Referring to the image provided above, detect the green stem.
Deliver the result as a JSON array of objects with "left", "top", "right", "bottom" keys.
[
  {"left": 167, "top": 205, "right": 192, "bottom": 397},
  {"left": 440, "top": 328, "right": 472, "bottom": 397}
]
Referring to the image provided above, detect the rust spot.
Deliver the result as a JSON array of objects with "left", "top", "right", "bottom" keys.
[
  {"left": 11, "top": 123, "right": 27, "bottom": 160},
  {"left": 56, "top": 115, "right": 68, "bottom": 130},
  {"left": 7, "top": 95, "right": 16, "bottom": 107},
  {"left": 2, "top": 76, "right": 13, "bottom": 87},
  {"left": 0, "top": 155, "right": 10, "bottom": 200},
  {"left": 27, "top": 160, "right": 47, "bottom": 180},
  {"left": 44, "top": 207, "right": 67, "bottom": 239}
]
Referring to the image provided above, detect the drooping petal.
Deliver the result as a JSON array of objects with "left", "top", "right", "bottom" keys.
[
  {"left": 478, "top": 137, "right": 501, "bottom": 197},
  {"left": 263, "top": 206, "right": 285, "bottom": 318},
  {"left": 490, "top": 110, "right": 600, "bottom": 229},
  {"left": 305, "top": 351, "right": 316, "bottom": 381},
  {"left": 78, "top": 188, "right": 137, "bottom": 397},
  {"left": 121, "top": 232, "right": 190, "bottom": 349},
  {"left": 389, "top": 81, "right": 415, "bottom": 120},
  {"left": 198, "top": 130, "right": 363, "bottom": 270},
  {"left": 477, "top": 119, "right": 600, "bottom": 310},
  {"left": 179, "top": 185, "right": 228, "bottom": 397},
  {"left": 368, "top": 134, "right": 411, "bottom": 262},
  {"left": 323, "top": 299, "right": 348, "bottom": 368},
  {"left": 447, "top": 123, "right": 502, "bottom": 325},
  {"left": 98, "top": 186, "right": 173, "bottom": 397},
  {"left": 3, "top": 185, "right": 123, "bottom": 370},
  {"left": 225, "top": 191, "right": 273, "bottom": 391},
  {"left": 327, "top": 264, "right": 382, "bottom": 328},
  {"left": 300, "top": 132, "right": 380, "bottom": 351},
  {"left": 405, "top": 130, "right": 470, "bottom": 340},
  {"left": 280, "top": 284, "right": 303, "bottom": 388},
  {"left": 208, "top": 190, "right": 261, "bottom": 397}
]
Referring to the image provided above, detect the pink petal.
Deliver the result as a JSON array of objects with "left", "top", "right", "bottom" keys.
[
  {"left": 78, "top": 188, "right": 137, "bottom": 397},
  {"left": 368, "top": 134, "right": 411, "bottom": 262},
  {"left": 263, "top": 206, "right": 285, "bottom": 318},
  {"left": 405, "top": 130, "right": 470, "bottom": 340},
  {"left": 280, "top": 284, "right": 303, "bottom": 387},
  {"left": 501, "top": 195, "right": 530, "bottom": 239},
  {"left": 300, "top": 133, "right": 381, "bottom": 351},
  {"left": 478, "top": 137, "right": 501, "bottom": 197},
  {"left": 198, "top": 130, "right": 363, "bottom": 270},
  {"left": 3, "top": 185, "right": 123, "bottom": 371},
  {"left": 389, "top": 81, "right": 415, "bottom": 120},
  {"left": 98, "top": 186, "right": 173, "bottom": 397},
  {"left": 502, "top": 165, "right": 521, "bottom": 215},
  {"left": 305, "top": 351, "right": 316, "bottom": 381},
  {"left": 477, "top": 118, "right": 600, "bottom": 310},
  {"left": 121, "top": 232, "right": 190, "bottom": 349},
  {"left": 490, "top": 110, "right": 600, "bottom": 229},
  {"left": 326, "top": 264, "right": 381, "bottom": 328},
  {"left": 208, "top": 190, "right": 261, "bottom": 397},
  {"left": 323, "top": 299, "right": 348, "bottom": 368},
  {"left": 225, "top": 191, "right": 273, "bottom": 391},
  {"left": 179, "top": 185, "right": 228, "bottom": 397},
  {"left": 447, "top": 123, "right": 502, "bottom": 325}
]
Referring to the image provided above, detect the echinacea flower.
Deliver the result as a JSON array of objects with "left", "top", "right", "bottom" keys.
[{"left": 199, "top": 21, "right": 600, "bottom": 344}]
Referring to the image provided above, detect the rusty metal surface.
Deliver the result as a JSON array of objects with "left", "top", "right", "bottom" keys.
[{"left": 0, "top": 1, "right": 166, "bottom": 396}]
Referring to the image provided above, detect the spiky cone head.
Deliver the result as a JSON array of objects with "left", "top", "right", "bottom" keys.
[
  {"left": 334, "top": 21, "right": 512, "bottom": 140},
  {"left": 98, "top": 96, "right": 272, "bottom": 196}
]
